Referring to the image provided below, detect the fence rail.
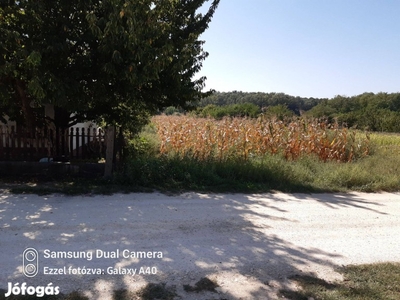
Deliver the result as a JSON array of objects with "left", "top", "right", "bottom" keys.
[{"left": 0, "top": 125, "right": 105, "bottom": 161}]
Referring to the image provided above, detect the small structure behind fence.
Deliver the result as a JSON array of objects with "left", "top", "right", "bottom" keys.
[{"left": 0, "top": 125, "right": 105, "bottom": 161}]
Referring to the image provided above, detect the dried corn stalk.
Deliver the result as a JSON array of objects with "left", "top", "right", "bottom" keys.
[{"left": 153, "top": 115, "right": 369, "bottom": 162}]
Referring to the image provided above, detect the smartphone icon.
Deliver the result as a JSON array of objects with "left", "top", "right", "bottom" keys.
[{"left": 23, "top": 248, "right": 38, "bottom": 277}]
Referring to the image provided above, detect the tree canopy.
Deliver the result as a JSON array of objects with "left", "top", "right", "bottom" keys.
[{"left": 0, "top": 0, "right": 220, "bottom": 131}]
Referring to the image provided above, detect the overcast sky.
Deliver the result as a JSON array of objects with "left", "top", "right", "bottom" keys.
[{"left": 198, "top": 0, "right": 400, "bottom": 98}]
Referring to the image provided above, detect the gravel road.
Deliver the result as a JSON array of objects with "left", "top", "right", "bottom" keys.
[{"left": 1, "top": 191, "right": 400, "bottom": 299}]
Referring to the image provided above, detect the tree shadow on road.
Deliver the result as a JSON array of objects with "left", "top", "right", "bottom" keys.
[{"left": 0, "top": 191, "right": 395, "bottom": 299}]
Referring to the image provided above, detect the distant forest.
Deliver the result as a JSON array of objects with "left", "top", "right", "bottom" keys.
[
  {"left": 199, "top": 91, "right": 325, "bottom": 114},
  {"left": 191, "top": 91, "right": 400, "bottom": 132}
]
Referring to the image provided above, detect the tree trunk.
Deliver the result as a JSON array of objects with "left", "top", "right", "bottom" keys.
[
  {"left": 15, "top": 79, "right": 36, "bottom": 131},
  {"left": 104, "top": 125, "right": 115, "bottom": 178}
]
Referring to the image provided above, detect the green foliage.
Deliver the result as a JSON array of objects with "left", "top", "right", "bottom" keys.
[
  {"left": 263, "top": 104, "right": 294, "bottom": 120},
  {"left": 124, "top": 123, "right": 160, "bottom": 157},
  {"left": 307, "top": 92, "right": 400, "bottom": 132},
  {"left": 163, "top": 106, "right": 183, "bottom": 116},
  {"left": 0, "top": 0, "right": 220, "bottom": 131},
  {"left": 200, "top": 91, "right": 326, "bottom": 115},
  {"left": 196, "top": 102, "right": 261, "bottom": 119},
  {"left": 199, "top": 91, "right": 400, "bottom": 133},
  {"left": 115, "top": 154, "right": 311, "bottom": 192}
]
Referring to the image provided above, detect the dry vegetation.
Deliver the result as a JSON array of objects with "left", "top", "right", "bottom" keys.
[{"left": 153, "top": 115, "right": 370, "bottom": 162}]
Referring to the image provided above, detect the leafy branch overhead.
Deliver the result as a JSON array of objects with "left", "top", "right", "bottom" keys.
[{"left": 0, "top": 0, "right": 220, "bottom": 131}]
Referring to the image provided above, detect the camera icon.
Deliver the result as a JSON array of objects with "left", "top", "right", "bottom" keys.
[{"left": 23, "top": 248, "right": 39, "bottom": 277}]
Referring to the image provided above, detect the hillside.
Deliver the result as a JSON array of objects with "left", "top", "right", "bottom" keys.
[{"left": 194, "top": 91, "right": 400, "bottom": 132}]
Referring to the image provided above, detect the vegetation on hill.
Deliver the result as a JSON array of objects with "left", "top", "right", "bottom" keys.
[
  {"left": 306, "top": 92, "right": 400, "bottom": 132},
  {"left": 199, "top": 91, "right": 324, "bottom": 115},
  {"left": 194, "top": 103, "right": 261, "bottom": 119},
  {"left": 173, "top": 91, "right": 400, "bottom": 133}
]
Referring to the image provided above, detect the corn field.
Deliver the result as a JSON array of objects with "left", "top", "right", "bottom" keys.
[{"left": 153, "top": 115, "right": 370, "bottom": 162}]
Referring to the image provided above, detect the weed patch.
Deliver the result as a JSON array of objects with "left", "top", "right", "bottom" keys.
[
  {"left": 183, "top": 277, "right": 219, "bottom": 293},
  {"left": 137, "top": 283, "right": 177, "bottom": 300},
  {"left": 280, "top": 262, "right": 400, "bottom": 300}
]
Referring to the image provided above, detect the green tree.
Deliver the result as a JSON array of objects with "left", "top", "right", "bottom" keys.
[
  {"left": 1, "top": 0, "right": 220, "bottom": 174},
  {"left": 1, "top": 0, "right": 219, "bottom": 130}
]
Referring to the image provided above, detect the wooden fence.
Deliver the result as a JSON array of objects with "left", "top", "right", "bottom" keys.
[{"left": 0, "top": 125, "right": 105, "bottom": 161}]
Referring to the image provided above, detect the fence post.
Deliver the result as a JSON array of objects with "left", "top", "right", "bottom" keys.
[
  {"left": 21, "top": 127, "right": 27, "bottom": 161},
  {"left": 75, "top": 127, "right": 80, "bottom": 159},
  {"left": 70, "top": 128, "right": 74, "bottom": 159},
  {"left": 48, "top": 128, "right": 56, "bottom": 159},
  {"left": 10, "top": 126, "right": 15, "bottom": 160},
  {"left": 92, "top": 128, "right": 97, "bottom": 158},
  {"left": 86, "top": 127, "right": 91, "bottom": 157},
  {"left": 99, "top": 128, "right": 104, "bottom": 158},
  {"left": 0, "top": 126, "right": 3, "bottom": 160},
  {"left": 15, "top": 126, "right": 22, "bottom": 160},
  {"left": 81, "top": 127, "right": 85, "bottom": 159},
  {"left": 104, "top": 126, "right": 115, "bottom": 178},
  {"left": 59, "top": 128, "right": 67, "bottom": 157},
  {"left": 55, "top": 128, "right": 59, "bottom": 157},
  {"left": 27, "top": 128, "right": 32, "bottom": 160},
  {"left": 5, "top": 126, "right": 9, "bottom": 160}
]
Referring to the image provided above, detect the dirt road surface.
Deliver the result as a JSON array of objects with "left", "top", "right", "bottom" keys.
[{"left": 1, "top": 191, "right": 400, "bottom": 299}]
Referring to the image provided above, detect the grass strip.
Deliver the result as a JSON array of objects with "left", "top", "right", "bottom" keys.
[{"left": 280, "top": 262, "right": 400, "bottom": 300}]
